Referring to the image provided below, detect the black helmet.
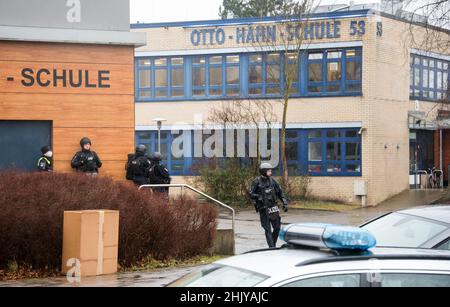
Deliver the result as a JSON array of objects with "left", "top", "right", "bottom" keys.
[
  {"left": 41, "top": 146, "right": 51, "bottom": 155},
  {"left": 136, "top": 144, "right": 147, "bottom": 155},
  {"left": 259, "top": 162, "right": 273, "bottom": 177},
  {"left": 80, "top": 137, "right": 91, "bottom": 147},
  {"left": 151, "top": 152, "right": 162, "bottom": 162}
]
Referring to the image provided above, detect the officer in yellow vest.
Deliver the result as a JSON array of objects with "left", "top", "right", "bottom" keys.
[{"left": 37, "top": 146, "right": 53, "bottom": 172}]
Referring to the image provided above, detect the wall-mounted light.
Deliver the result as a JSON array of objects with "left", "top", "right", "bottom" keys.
[{"left": 358, "top": 128, "right": 366, "bottom": 135}]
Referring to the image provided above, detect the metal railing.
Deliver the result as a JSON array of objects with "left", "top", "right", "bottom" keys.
[{"left": 138, "top": 184, "right": 235, "bottom": 234}]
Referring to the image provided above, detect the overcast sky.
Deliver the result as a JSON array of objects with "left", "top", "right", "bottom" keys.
[{"left": 130, "top": 0, "right": 380, "bottom": 23}]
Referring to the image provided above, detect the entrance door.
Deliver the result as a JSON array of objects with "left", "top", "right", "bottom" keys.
[{"left": 0, "top": 121, "right": 52, "bottom": 171}]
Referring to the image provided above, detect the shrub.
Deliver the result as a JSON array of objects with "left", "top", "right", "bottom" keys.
[
  {"left": 280, "top": 175, "right": 311, "bottom": 201},
  {"left": 192, "top": 159, "right": 255, "bottom": 207},
  {"left": 0, "top": 171, "right": 217, "bottom": 272}
]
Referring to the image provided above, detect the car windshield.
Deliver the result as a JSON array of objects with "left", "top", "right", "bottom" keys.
[
  {"left": 362, "top": 213, "right": 447, "bottom": 248},
  {"left": 167, "top": 265, "right": 268, "bottom": 287}
]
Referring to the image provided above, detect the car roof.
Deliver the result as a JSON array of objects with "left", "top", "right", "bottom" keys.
[
  {"left": 215, "top": 245, "right": 450, "bottom": 277},
  {"left": 397, "top": 205, "right": 450, "bottom": 225}
]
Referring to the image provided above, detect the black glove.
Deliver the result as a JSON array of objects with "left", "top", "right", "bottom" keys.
[{"left": 283, "top": 201, "right": 289, "bottom": 213}]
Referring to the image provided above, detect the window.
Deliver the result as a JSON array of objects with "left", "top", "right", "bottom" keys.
[
  {"left": 379, "top": 274, "right": 450, "bottom": 287},
  {"left": 136, "top": 128, "right": 361, "bottom": 177},
  {"left": 306, "top": 128, "right": 362, "bottom": 176},
  {"left": 226, "top": 55, "right": 240, "bottom": 96},
  {"left": 308, "top": 52, "right": 323, "bottom": 93},
  {"left": 171, "top": 58, "right": 184, "bottom": 97},
  {"left": 286, "top": 52, "right": 299, "bottom": 95},
  {"left": 345, "top": 49, "right": 362, "bottom": 92},
  {"left": 411, "top": 54, "right": 449, "bottom": 101},
  {"left": 362, "top": 212, "right": 447, "bottom": 248},
  {"left": 282, "top": 274, "right": 361, "bottom": 287},
  {"left": 136, "top": 48, "right": 362, "bottom": 101},
  {"left": 192, "top": 56, "right": 206, "bottom": 96},
  {"left": 307, "top": 48, "right": 361, "bottom": 95},
  {"left": 136, "top": 57, "right": 185, "bottom": 99},
  {"left": 154, "top": 58, "right": 168, "bottom": 98},
  {"left": 249, "top": 54, "right": 264, "bottom": 95},
  {"left": 137, "top": 59, "right": 151, "bottom": 98},
  {"left": 168, "top": 265, "right": 268, "bottom": 287},
  {"left": 266, "top": 53, "right": 281, "bottom": 95}
]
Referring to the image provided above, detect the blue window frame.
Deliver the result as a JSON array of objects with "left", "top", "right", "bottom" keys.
[
  {"left": 226, "top": 55, "right": 241, "bottom": 97},
  {"left": 137, "top": 58, "right": 151, "bottom": 98},
  {"left": 136, "top": 57, "right": 186, "bottom": 100},
  {"left": 136, "top": 48, "right": 362, "bottom": 101},
  {"left": 170, "top": 57, "right": 185, "bottom": 97},
  {"left": 307, "top": 49, "right": 362, "bottom": 95},
  {"left": 411, "top": 54, "right": 449, "bottom": 102},
  {"left": 135, "top": 128, "right": 361, "bottom": 177},
  {"left": 305, "top": 129, "right": 361, "bottom": 176}
]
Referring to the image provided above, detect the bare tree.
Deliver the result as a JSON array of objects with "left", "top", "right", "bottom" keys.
[
  {"left": 393, "top": 0, "right": 450, "bottom": 55},
  {"left": 208, "top": 99, "right": 277, "bottom": 173},
  {"left": 256, "top": 0, "right": 317, "bottom": 185}
]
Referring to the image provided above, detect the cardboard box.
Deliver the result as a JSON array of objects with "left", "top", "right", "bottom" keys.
[{"left": 62, "top": 210, "right": 119, "bottom": 277}]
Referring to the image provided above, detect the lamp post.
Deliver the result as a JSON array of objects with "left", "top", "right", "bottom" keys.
[{"left": 152, "top": 118, "right": 167, "bottom": 153}]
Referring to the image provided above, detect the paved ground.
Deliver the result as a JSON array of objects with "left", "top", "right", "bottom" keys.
[{"left": 1, "top": 189, "right": 446, "bottom": 287}]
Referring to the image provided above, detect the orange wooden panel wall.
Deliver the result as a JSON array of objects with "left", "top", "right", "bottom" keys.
[{"left": 0, "top": 41, "right": 135, "bottom": 179}]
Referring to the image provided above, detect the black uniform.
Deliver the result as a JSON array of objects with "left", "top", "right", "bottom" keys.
[
  {"left": 148, "top": 161, "right": 171, "bottom": 194},
  {"left": 71, "top": 150, "right": 102, "bottom": 174},
  {"left": 250, "top": 176, "right": 288, "bottom": 248},
  {"left": 37, "top": 156, "right": 52, "bottom": 172},
  {"left": 125, "top": 151, "right": 152, "bottom": 186}
]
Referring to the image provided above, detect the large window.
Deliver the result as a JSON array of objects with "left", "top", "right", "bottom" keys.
[
  {"left": 136, "top": 57, "right": 185, "bottom": 99},
  {"left": 226, "top": 55, "right": 240, "bottom": 96},
  {"left": 411, "top": 54, "right": 449, "bottom": 101},
  {"left": 307, "top": 129, "right": 361, "bottom": 176},
  {"left": 136, "top": 128, "right": 361, "bottom": 177},
  {"left": 171, "top": 58, "right": 184, "bottom": 97},
  {"left": 192, "top": 56, "right": 206, "bottom": 97},
  {"left": 307, "top": 49, "right": 361, "bottom": 95},
  {"left": 136, "top": 47, "right": 362, "bottom": 101}
]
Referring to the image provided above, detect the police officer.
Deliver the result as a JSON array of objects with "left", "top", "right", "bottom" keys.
[
  {"left": 37, "top": 145, "right": 53, "bottom": 172},
  {"left": 71, "top": 137, "right": 102, "bottom": 176},
  {"left": 148, "top": 152, "right": 171, "bottom": 197},
  {"left": 249, "top": 162, "right": 289, "bottom": 248},
  {"left": 125, "top": 144, "right": 152, "bottom": 187}
]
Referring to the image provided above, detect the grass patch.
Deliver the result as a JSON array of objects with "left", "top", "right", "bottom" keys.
[
  {"left": 290, "top": 200, "right": 360, "bottom": 212},
  {"left": 123, "top": 255, "right": 226, "bottom": 272}
]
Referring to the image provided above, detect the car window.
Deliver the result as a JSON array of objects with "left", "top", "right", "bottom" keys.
[
  {"left": 281, "top": 274, "right": 361, "bottom": 287},
  {"left": 379, "top": 273, "right": 450, "bottom": 287},
  {"left": 362, "top": 213, "right": 447, "bottom": 248},
  {"left": 167, "top": 265, "right": 268, "bottom": 287},
  {"left": 436, "top": 238, "right": 450, "bottom": 251}
]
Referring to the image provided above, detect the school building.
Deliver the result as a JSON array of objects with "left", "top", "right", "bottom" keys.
[
  {"left": 131, "top": 6, "right": 450, "bottom": 206},
  {"left": 0, "top": 0, "right": 146, "bottom": 178}
]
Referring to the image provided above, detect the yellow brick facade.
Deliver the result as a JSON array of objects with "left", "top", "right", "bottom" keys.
[{"left": 133, "top": 13, "right": 450, "bottom": 206}]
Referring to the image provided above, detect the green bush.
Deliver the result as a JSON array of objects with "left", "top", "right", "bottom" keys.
[{"left": 193, "top": 159, "right": 255, "bottom": 207}]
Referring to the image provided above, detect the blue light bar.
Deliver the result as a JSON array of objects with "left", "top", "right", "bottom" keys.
[{"left": 279, "top": 223, "right": 376, "bottom": 251}]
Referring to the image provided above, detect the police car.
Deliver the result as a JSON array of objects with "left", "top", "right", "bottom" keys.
[
  {"left": 168, "top": 224, "right": 450, "bottom": 287},
  {"left": 361, "top": 205, "right": 450, "bottom": 250}
]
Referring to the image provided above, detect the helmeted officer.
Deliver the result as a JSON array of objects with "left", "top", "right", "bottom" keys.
[
  {"left": 125, "top": 144, "right": 152, "bottom": 187},
  {"left": 148, "top": 152, "right": 171, "bottom": 196},
  {"left": 71, "top": 137, "right": 102, "bottom": 176},
  {"left": 37, "top": 145, "right": 53, "bottom": 172},
  {"left": 249, "top": 162, "right": 289, "bottom": 248}
]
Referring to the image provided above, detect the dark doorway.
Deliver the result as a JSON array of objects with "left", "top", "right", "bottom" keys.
[{"left": 0, "top": 121, "right": 52, "bottom": 171}]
